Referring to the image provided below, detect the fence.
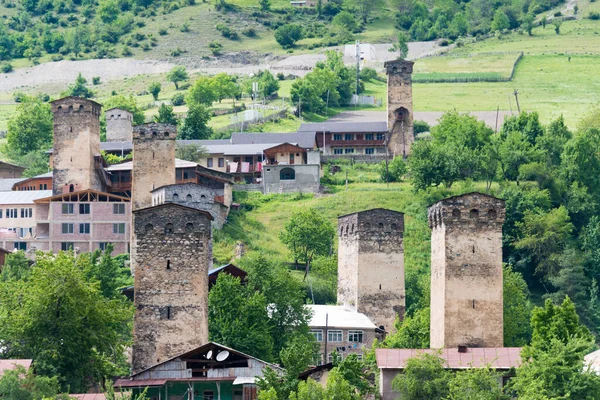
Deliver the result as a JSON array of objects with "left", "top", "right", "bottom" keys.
[{"left": 216, "top": 109, "right": 289, "bottom": 133}]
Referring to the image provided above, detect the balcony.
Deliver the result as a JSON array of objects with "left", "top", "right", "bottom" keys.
[
  {"left": 227, "top": 164, "right": 258, "bottom": 174},
  {"left": 331, "top": 140, "right": 385, "bottom": 147}
]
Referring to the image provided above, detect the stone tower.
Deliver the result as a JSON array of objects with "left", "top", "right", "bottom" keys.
[
  {"left": 337, "top": 209, "right": 405, "bottom": 332},
  {"left": 131, "top": 123, "right": 176, "bottom": 211},
  {"left": 428, "top": 192, "right": 506, "bottom": 349},
  {"left": 385, "top": 59, "right": 414, "bottom": 158},
  {"left": 131, "top": 203, "right": 213, "bottom": 373},
  {"left": 51, "top": 97, "right": 104, "bottom": 195},
  {"left": 105, "top": 108, "right": 133, "bottom": 142}
]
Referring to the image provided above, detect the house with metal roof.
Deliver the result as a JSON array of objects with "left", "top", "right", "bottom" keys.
[
  {"left": 0, "top": 190, "right": 53, "bottom": 251},
  {"left": 299, "top": 122, "right": 389, "bottom": 158},
  {"left": 306, "top": 304, "right": 383, "bottom": 365},
  {"left": 114, "top": 342, "right": 282, "bottom": 400}
]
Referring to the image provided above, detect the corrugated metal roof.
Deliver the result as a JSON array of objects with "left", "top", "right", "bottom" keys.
[
  {"left": 106, "top": 158, "right": 197, "bottom": 171},
  {"left": 0, "top": 178, "right": 26, "bottom": 191},
  {"left": 0, "top": 359, "right": 32, "bottom": 376},
  {"left": 307, "top": 305, "right": 377, "bottom": 330},
  {"left": 0, "top": 190, "right": 53, "bottom": 205},
  {"left": 203, "top": 143, "right": 283, "bottom": 156},
  {"left": 298, "top": 121, "right": 388, "bottom": 133},
  {"left": 230, "top": 132, "right": 316, "bottom": 149},
  {"left": 376, "top": 348, "right": 522, "bottom": 370}
]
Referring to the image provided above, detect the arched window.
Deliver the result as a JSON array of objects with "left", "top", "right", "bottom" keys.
[
  {"left": 391, "top": 223, "right": 397, "bottom": 230},
  {"left": 280, "top": 168, "right": 295, "bottom": 180},
  {"left": 378, "top": 223, "right": 384, "bottom": 229},
  {"left": 173, "top": 193, "right": 179, "bottom": 201},
  {"left": 145, "top": 223, "right": 154, "bottom": 233},
  {"left": 186, "top": 194, "right": 192, "bottom": 202},
  {"left": 69, "top": 184, "right": 74, "bottom": 193},
  {"left": 165, "top": 223, "right": 174, "bottom": 234},
  {"left": 470, "top": 209, "right": 479, "bottom": 219}
]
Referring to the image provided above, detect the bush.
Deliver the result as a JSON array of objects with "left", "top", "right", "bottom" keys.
[
  {"left": 242, "top": 27, "right": 256, "bottom": 37},
  {"left": 171, "top": 47, "right": 182, "bottom": 56},
  {"left": 359, "top": 67, "right": 378, "bottom": 82},
  {"left": 172, "top": 93, "right": 185, "bottom": 106},
  {"left": 274, "top": 23, "right": 303, "bottom": 48},
  {"left": 554, "top": 11, "right": 562, "bottom": 17},
  {"left": 589, "top": 12, "right": 600, "bottom": 20},
  {"left": 277, "top": 72, "right": 285, "bottom": 80},
  {"left": 92, "top": 76, "right": 101, "bottom": 85},
  {"left": 414, "top": 120, "right": 431, "bottom": 134},
  {"left": 122, "top": 46, "right": 133, "bottom": 56},
  {"left": 13, "top": 91, "right": 27, "bottom": 103},
  {"left": 1, "top": 63, "right": 13, "bottom": 73},
  {"left": 209, "top": 41, "right": 223, "bottom": 55},
  {"left": 158, "top": 28, "right": 168, "bottom": 35},
  {"left": 180, "top": 23, "right": 190, "bottom": 32},
  {"left": 216, "top": 23, "right": 239, "bottom": 40}
]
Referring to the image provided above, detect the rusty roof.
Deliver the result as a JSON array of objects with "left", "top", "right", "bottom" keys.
[
  {"left": 0, "top": 359, "right": 32, "bottom": 377},
  {"left": 376, "top": 348, "right": 522, "bottom": 370}
]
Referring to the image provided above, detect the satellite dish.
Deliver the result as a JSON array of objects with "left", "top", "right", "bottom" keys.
[
  {"left": 205, "top": 350, "right": 213, "bottom": 359},
  {"left": 216, "top": 350, "right": 229, "bottom": 362}
]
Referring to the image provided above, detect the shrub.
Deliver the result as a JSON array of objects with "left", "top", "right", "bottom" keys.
[
  {"left": 242, "top": 27, "right": 256, "bottom": 37},
  {"left": 180, "top": 23, "right": 190, "bottom": 32},
  {"left": 142, "top": 43, "right": 151, "bottom": 51},
  {"left": 277, "top": 72, "right": 285, "bottom": 80},
  {"left": 1, "top": 63, "right": 13, "bottom": 73},
  {"left": 171, "top": 47, "right": 182, "bottom": 56},
  {"left": 589, "top": 12, "right": 600, "bottom": 20},
  {"left": 13, "top": 91, "right": 27, "bottom": 102},
  {"left": 216, "top": 23, "right": 239, "bottom": 40},
  {"left": 158, "top": 28, "right": 168, "bottom": 35},
  {"left": 122, "top": 46, "right": 133, "bottom": 56},
  {"left": 359, "top": 67, "right": 378, "bottom": 82},
  {"left": 209, "top": 40, "right": 223, "bottom": 55},
  {"left": 92, "top": 76, "right": 101, "bottom": 85},
  {"left": 172, "top": 93, "right": 185, "bottom": 106},
  {"left": 414, "top": 120, "right": 431, "bottom": 134},
  {"left": 554, "top": 11, "right": 562, "bottom": 17}
]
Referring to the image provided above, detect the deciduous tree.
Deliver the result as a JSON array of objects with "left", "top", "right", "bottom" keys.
[
  {"left": 166, "top": 66, "right": 189, "bottom": 89},
  {"left": 5, "top": 96, "right": 52, "bottom": 157}
]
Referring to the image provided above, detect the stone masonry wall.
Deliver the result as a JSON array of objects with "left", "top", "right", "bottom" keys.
[
  {"left": 131, "top": 204, "right": 212, "bottom": 373},
  {"left": 51, "top": 97, "right": 103, "bottom": 195},
  {"left": 428, "top": 193, "right": 506, "bottom": 348},
  {"left": 338, "top": 209, "right": 405, "bottom": 332},
  {"left": 105, "top": 108, "right": 133, "bottom": 142},
  {"left": 385, "top": 60, "right": 414, "bottom": 158}
]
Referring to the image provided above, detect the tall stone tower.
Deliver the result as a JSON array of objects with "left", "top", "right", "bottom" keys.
[
  {"left": 385, "top": 59, "right": 414, "bottom": 158},
  {"left": 132, "top": 123, "right": 176, "bottom": 211},
  {"left": 51, "top": 97, "right": 104, "bottom": 195},
  {"left": 105, "top": 108, "right": 133, "bottom": 142},
  {"left": 337, "top": 209, "right": 405, "bottom": 332},
  {"left": 131, "top": 203, "right": 213, "bottom": 373},
  {"left": 428, "top": 192, "right": 506, "bottom": 349}
]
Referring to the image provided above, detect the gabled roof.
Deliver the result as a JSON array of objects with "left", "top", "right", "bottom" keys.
[
  {"left": 0, "top": 178, "right": 27, "bottom": 192},
  {"left": 0, "top": 161, "right": 26, "bottom": 170},
  {"left": 338, "top": 208, "right": 404, "bottom": 219},
  {"left": 34, "top": 189, "right": 130, "bottom": 203},
  {"left": 132, "top": 202, "right": 214, "bottom": 220},
  {"left": 129, "top": 341, "right": 282, "bottom": 379},
  {"left": 106, "top": 158, "right": 197, "bottom": 171},
  {"left": 307, "top": 305, "right": 377, "bottom": 330},
  {"left": 230, "top": 132, "right": 316, "bottom": 149},
  {"left": 0, "top": 359, "right": 32, "bottom": 377},
  {"left": 427, "top": 192, "right": 505, "bottom": 207},
  {"left": 195, "top": 165, "right": 234, "bottom": 184},
  {"left": 298, "top": 121, "right": 387, "bottom": 133},
  {"left": 0, "top": 190, "right": 53, "bottom": 205},
  {"left": 51, "top": 96, "right": 102, "bottom": 107},
  {"left": 376, "top": 348, "right": 522, "bottom": 370}
]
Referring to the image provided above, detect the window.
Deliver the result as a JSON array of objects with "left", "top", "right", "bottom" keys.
[
  {"left": 280, "top": 168, "right": 295, "bottom": 181},
  {"left": 99, "top": 242, "right": 110, "bottom": 251},
  {"left": 333, "top": 133, "right": 342, "bottom": 141},
  {"left": 218, "top": 158, "right": 225, "bottom": 167},
  {"left": 20, "top": 208, "right": 33, "bottom": 218},
  {"left": 207, "top": 158, "right": 214, "bottom": 168},
  {"left": 310, "top": 329, "right": 323, "bottom": 342},
  {"left": 233, "top": 390, "right": 243, "bottom": 400},
  {"left": 348, "top": 330, "right": 364, "bottom": 343},
  {"left": 203, "top": 391, "right": 214, "bottom": 400},
  {"left": 328, "top": 330, "right": 343, "bottom": 342},
  {"left": 113, "top": 223, "right": 126, "bottom": 234},
  {"left": 365, "top": 148, "right": 375, "bottom": 155},
  {"left": 19, "top": 228, "right": 32, "bottom": 238},
  {"left": 79, "top": 204, "right": 90, "bottom": 214},
  {"left": 0, "top": 209, "right": 3, "bottom": 218},
  {"left": 6, "top": 208, "right": 17, "bottom": 218},
  {"left": 313, "top": 354, "right": 324, "bottom": 366},
  {"left": 62, "top": 203, "right": 74, "bottom": 214},
  {"left": 14, "top": 242, "right": 26, "bottom": 250},
  {"left": 344, "top": 133, "right": 353, "bottom": 141},
  {"left": 113, "top": 204, "right": 125, "bottom": 214},
  {"left": 376, "top": 133, "right": 385, "bottom": 141},
  {"left": 62, "top": 223, "right": 74, "bottom": 234},
  {"left": 344, "top": 148, "right": 355, "bottom": 154},
  {"left": 333, "top": 148, "right": 343, "bottom": 155},
  {"left": 356, "top": 354, "right": 363, "bottom": 361},
  {"left": 176, "top": 169, "right": 182, "bottom": 179},
  {"left": 365, "top": 133, "right": 374, "bottom": 140},
  {"left": 79, "top": 223, "right": 90, "bottom": 234},
  {"left": 61, "top": 242, "right": 74, "bottom": 251},
  {"left": 328, "top": 353, "right": 341, "bottom": 363}
]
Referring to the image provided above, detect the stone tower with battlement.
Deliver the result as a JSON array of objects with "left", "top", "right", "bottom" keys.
[
  {"left": 385, "top": 59, "right": 414, "bottom": 158},
  {"left": 51, "top": 97, "right": 104, "bottom": 195},
  {"left": 105, "top": 108, "right": 133, "bottom": 142},
  {"left": 337, "top": 209, "right": 405, "bottom": 332},
  {"left": 131, "top": 123, "right": 176, "bottom": 211},
  {"left": 428, "top": 192, "right": 506, "bottom": 349},
  {"left": 131, "top": 203, "right": 212, "bottom": 373}
]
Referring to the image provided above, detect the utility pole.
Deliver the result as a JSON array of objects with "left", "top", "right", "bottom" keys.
[
  {"left": 355, "top": 40, "right": 360, "bottom": 107},
  {"left": 495, "top": 105, "right": 500, "bottom": 133},
  {"left": 324, "top": 313, "right": 329, "bottom": 366},
  {"left": 385, "top": 132, "right": 390, "bottom": 188},
  {"left": 513, "top": 89, "right": 521, "bottom": 113}
]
